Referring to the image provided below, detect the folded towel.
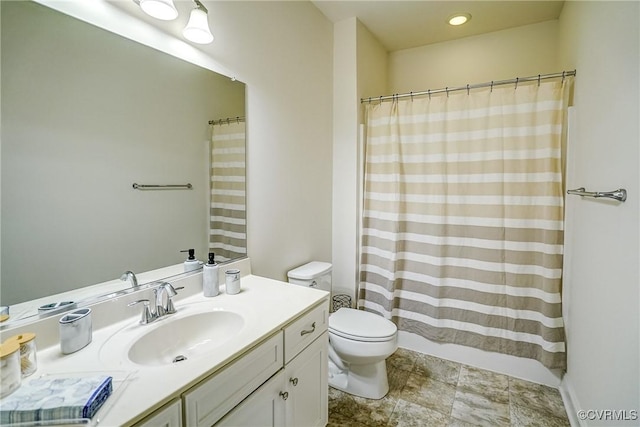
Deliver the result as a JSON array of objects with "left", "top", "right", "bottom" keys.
[{"left": 0, "top": 374, "right": 112, "bottom": 424}]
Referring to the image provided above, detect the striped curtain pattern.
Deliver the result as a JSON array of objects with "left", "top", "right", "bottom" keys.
[
  {"left": 358, "top": 80, "right": 569, "bottom": 369},
  {"left": 210, "top": 120, "right": 247, "bottom": 262}
]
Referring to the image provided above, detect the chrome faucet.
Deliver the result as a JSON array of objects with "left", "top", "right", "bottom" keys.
[
  {"left": 128, "top": 282, "right": 183, "bottom": 324},
  {"left": 155, "top": 282, "right": 180, "bottom": 317},
  {"left": 120, "top": 271, "right": 139, "bottom": 289}
]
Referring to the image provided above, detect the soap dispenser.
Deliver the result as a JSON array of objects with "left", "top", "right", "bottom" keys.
[
  {"left": 181, "top": 249, "right": 200, "bottom": 272},
  {"left": 203, "top": 252, "right": 219, "bottom": 297}
]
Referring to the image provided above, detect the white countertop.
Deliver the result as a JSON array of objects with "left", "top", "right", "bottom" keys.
[{"left": 3, "top": 272, "right": 329, "bottom": 426}]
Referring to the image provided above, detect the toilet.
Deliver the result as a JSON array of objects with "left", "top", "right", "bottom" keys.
[{"left": 287, "top": 261, "right": 398, "bottom": 400}]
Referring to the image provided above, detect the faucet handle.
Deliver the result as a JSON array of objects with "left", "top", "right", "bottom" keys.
[{"left": 128, "top": 299, "right": 155, "bottom": 324}]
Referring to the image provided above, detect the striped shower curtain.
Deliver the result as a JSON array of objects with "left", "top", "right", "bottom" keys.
[
  {"left": 210, "top": 120, "right": 247, "bottom": 262},
  {"left": 358, "top": 80, "right": 569, "bottom": 369}
]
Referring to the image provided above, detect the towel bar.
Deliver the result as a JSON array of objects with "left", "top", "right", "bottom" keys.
[
  {"left": 132, "top": 183, "right": 192, "bottom": 190},
  {"left": 567, "top": 187, "right": 627, "bottom": 202}
]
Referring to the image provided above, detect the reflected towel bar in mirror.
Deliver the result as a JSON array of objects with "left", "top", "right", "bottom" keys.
[
  {"left": 567, "top": 187, "right": 627, "bottom": 202},
  {"left": 132, "top": 183, "right": 193, "bottom": 190}
]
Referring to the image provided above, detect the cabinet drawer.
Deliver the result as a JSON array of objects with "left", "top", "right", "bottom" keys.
[
  {"left": 183, "top": 332, "right": 283, "bottom": 427},
  {"left": 283, "top": 301, "right": 328, "bottom": 364}
]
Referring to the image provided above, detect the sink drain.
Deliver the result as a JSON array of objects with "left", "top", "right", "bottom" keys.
[{"left": 173, "top": 355, "right": 187, "bottom": 363}]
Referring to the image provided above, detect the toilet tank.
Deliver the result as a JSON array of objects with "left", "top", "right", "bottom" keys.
[{"left": 287, "top": 261, "right": 332, "bottom": 292}]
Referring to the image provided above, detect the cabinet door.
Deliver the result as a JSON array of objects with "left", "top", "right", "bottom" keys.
[
  {"left": 215, "top": 371, "right": 286, "bottom": 427},
  {"left": 133, "top": 399, "right": 182, "bottom": 427},
  {"left": 183, "top": 332, "right": 283, "bottom": 427},
  {"left": 285, "top": 332, "right": 328, "bottom": 427}
]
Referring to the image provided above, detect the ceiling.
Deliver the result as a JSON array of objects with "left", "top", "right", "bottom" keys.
[
  {"left": 109, "top": 1, "right": 565, "bottom": 54},
  {"left": 311, "top": 1, "right": 565, "bottom": 51}
]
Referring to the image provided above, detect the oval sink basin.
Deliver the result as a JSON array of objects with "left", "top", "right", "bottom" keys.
[{"left": 127, "top": 311, "right": 244, "bottom": 366}]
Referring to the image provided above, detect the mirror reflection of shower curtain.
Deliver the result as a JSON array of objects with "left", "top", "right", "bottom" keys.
[
  {"left": 359, "top": 80, "right": 571, "bottom": 369},
  {"left": 210, "top": 120, "right": 247, "bottom": 262}
]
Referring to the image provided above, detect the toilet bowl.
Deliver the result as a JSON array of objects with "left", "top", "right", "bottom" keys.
[{"left": 287, "top": 262, "right": 398, "bottom": 400}]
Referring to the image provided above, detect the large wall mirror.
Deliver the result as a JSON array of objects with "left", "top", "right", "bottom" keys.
[{"left": 0, "top": 1, "right": 246, "bottom": 324}]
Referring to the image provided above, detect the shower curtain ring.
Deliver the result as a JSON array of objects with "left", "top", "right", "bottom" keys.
[
  {"left": 466, "top": 84, "right": 470, "bottom": 95},
  {"left": 446, "top": 87, "right": 449, "bottom": 97},
  {"left": 368, "top": 97, "right": 372, "bottom": 104},
  {"left": 537, "top": 74, "right": 541, "bottom": 86},
  {"left": 562, "top": 71, "right": 566, "bottom": 82},
  {"left": 410, "top": 91, "right": 414, "bottom": 101},
  {"left": 428, "top": 89, "right": 431, "bottom": 100},
  {"left": 490, "top": 81, "right": 494, "bottom": 92},
  {"left": 515, "top": 77, "right": 519, "bottom": 90}
]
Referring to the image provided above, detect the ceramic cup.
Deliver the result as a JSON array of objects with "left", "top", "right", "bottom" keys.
[{"left": 225, "top": 269, "right": 241, "bottom": 295}]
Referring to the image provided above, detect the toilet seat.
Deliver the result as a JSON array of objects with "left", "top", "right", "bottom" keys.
[{"left": 329, "top": 308, "right": 397, "bottom": 343}]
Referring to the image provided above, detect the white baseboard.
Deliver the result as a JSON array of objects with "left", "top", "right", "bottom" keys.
[
  {"left": 398, "top": 331, "right": 563, "bottom": 387},
  {"left": 559, "top": 372, "right": 583, "bottom": 427}
]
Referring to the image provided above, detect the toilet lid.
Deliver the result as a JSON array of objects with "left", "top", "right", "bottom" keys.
[{"left": 329, "top": 308, "right": 397, "bottom": 342}]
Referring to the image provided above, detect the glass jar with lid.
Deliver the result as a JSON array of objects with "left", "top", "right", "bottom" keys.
[{"left": 0, "top": 340, "right": 21, "bottom": 397}]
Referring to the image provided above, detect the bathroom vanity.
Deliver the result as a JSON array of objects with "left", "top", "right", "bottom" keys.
[{"left": 0, "top": 259, "right": 329, "bottom": 426}]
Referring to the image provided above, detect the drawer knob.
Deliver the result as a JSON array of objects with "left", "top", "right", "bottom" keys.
[
  {"left": 300, "top": 322, "right": 316, "bottom": 336},
  {"left": 279, "top": 391, "right": 289, "bottom": 400},
  {"left": 290, "top": 377, "right": 299, "bottom": 386}
]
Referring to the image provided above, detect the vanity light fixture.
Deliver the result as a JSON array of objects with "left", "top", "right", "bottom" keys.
[
  {"left": 183, "top": 0, "right": 214, "bottom": 44},
  {"left": 138, "top": 0, "right": 178, "bottom": 21},
  {"left": 448, "top": 13, "right": 471, "bottom": 26}
]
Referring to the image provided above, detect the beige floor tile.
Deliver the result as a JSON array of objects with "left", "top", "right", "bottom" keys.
[
  {"left": 509, "top": 378, "right": 568, "bottom": 420},
  {"left": 510, "top": 403, "right": 571, "bottom": 427},
  {"left": 457, "top": 365, "right": 509, "bottom": 404},
  {"left": 413, "top": 353, "right": 461, "bottom": 386},
  {"left": 447, "top": 417, "right": 481, "bottom": 427},
  {"left": 450, "top": 389, "right": 510, "bottom": 426},
  {"left": 400, "top": 372, "right": 457, "bottom": 416},
  {"left": 329, "top": 386, "right": 398, "bottom": 427},
  {"left": 387, "top": 347, "right": 419, "bottom": 372},
  {"left": 327, "top": 410, "right": 371, "bottom": 427},
  {"left": 387, "top": 366, "right": 412, "bottom": 398},
  {"left": 388, "top": 399, "right": 450, "bottom": 427},
  {"left": 328, "top": 348, "right": 570, "bottom": 427}
]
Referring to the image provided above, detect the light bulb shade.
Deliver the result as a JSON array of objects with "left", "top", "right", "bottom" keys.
[
  {"left": 183, "top": 8, "right": 214, "bottom": 44},
  {"left": 139, "top": 0, "right": 178, "bottom": 21}
]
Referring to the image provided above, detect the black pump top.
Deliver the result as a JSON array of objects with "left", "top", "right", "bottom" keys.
[
  {"left": 208, "top": 252, "right": 216, "bottom": 265},
  {"left": 181, "top": 249, "right": 196, "bottom": 260}
]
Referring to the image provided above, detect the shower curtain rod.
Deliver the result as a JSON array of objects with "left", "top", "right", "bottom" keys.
[
  {"left": 209, "top": 116, "right": 245, "bottom": 125},
  {"left": 361, "top": 70, "right": 576, "bottom": 103}
]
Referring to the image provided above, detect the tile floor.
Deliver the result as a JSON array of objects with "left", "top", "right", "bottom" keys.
[{"left": 328, "top": 348, "right": 570, "bottom": 427}]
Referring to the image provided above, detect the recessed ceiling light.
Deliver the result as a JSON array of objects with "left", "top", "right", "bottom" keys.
[{"left": 448, "top": 13, "right": 471, "bottom": 26}]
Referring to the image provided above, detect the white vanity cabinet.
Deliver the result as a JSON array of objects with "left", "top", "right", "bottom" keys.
[
  {"left": 283, "top": 331, "right": 328, "bottom": 427},
  {"left": 217, "top": 332, "right": 328, "bottom": 427},
  {"left": 182, "top": 301, "right": 329, "bottom": 427},
  {"left": 215, "top": 302, "right": 329, "bottom": 427},
  {"left": 182, "top": 332, "right": 284, "bottom": 426}
]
